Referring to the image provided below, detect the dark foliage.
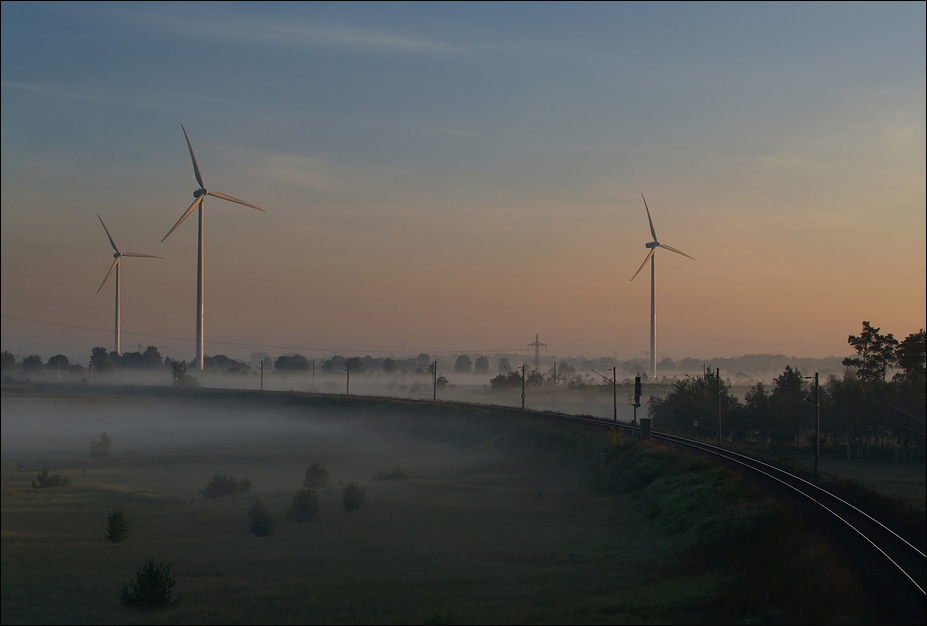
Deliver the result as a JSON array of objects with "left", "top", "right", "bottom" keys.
[
  {"left": 107, "top": 506, "right": 130, "bottom": 542},
  {"left": 32, "top": 469, "right": 71, "bottom": 488},
  {"left": 303, "top": 461, "right": 330, "bottom": 488},
  {"left": 248, "top": 498, "right": 274, "bottom": 536},
  {"left": 90, "top": 431, "right": 112, "bottom": 458},
  {"left": 286, "top": 486, "right": 320, "bottom": 521},
  {"left": 120, "top": 558, "right": 178, "bottom": 607},
  {"left": 373, "top": 464, "right": 409, "bottom": 480},
  {"left": 200, "top": 473, "right": 251, "bottom": 498},
  {"left": 342, "top": 480, "right": 366, "bottom": 512}
]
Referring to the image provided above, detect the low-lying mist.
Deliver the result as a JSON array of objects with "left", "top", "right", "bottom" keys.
[{"left": 1, "top": 394, "right": 416, "bottom": 464}]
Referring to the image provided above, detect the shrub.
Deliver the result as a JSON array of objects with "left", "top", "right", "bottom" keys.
[
  {"left": 286, "top": 486, "right": 320, "bottom": 521},
  {"left": 200, "top": 473, "right": 251, "bottom": 498},
  {"left": 120, "top": 558, "right": 178, "bottom": 607},
  {"left": 304, "top": 461, "right": 330, "bottom": 488},
  {"left": 32, "top": 469, "right": 71, "bottom": 489},
  {"left": 248, "top": 498, "right": 274, "bottom": 536},
  {"left": 107, "top": 506, "right": 130, "bottom": 542},
  {"left": 342, "top": 480, "right": 366, "bottom": 512},
  {"left": 373, "top": 464, "right": 409, "bottom": 480},
  {"left": 90, "top": 431, "right": 112, "bottom": 458}
]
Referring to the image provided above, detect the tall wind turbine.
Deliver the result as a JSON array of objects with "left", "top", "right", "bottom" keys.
[
  {"left": 630, "top": 193, "right": 693, "bottom": 379},
  {"left": 162, "top": 125, "right": 265, "bottom": 370},
  {"left": 96, "top": 214, "right": 161, "bottom": 356}
]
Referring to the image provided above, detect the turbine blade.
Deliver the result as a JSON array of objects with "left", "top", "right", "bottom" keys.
[
  {"left": 121, "top": 252, "right": 163, "bottom": 259},
  {"left": 641, "top": 193, "right": 657, "bottom": 242},
  {"left": 97, "top": 214, "right": 120, "bottom": 253},
  {"left": 658, "top": 243, "right": 694, "bottom": 260},
  {"left": 207, "top": 190, "right": 265, "bottom": 212},
  {"left": 162, "top": 197, "right": 202, "bottom": 242},
  {"left": 97, "top": 258, "right": 119, "bottom": 293},
  {"left": 630, "top": 249, "right": 655, "bottom": 281},
  {"left": 182, "top": 124, "right": 205, "bottom": 190}
]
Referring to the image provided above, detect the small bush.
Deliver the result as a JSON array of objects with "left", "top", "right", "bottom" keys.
[
  {"left": 373, "top": 464, "right": 409, "bottom": 481},
  {"left": 286, "top": 486, "right": 320, "bottom": 521},
  {"left": 32, "top": 469, "right": 71, "bottom": 489},
  {"left": 200, "top": 473, "right": 251, "bottom": 498},
  {"left": 90, "top": 431, "right": 112, "bottom": 458},
  {"left": 342, "top": 480, "right": 366, "bottom": 512},
  {"left": 120, "top": 558, "right": 178, "bottom": 607},
  {"left": 304, "top": 461, "right": 330, "bottom": 488},
  {"left": 107, "top": 506, "right": 130, "bottom": 542},
  {"left": 248, "top": 498, "right": 274, "bottom": 536}
]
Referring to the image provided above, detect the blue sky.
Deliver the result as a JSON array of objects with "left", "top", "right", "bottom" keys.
[{"left": 2, "top": 2, "right": 924, "bottom": 364}]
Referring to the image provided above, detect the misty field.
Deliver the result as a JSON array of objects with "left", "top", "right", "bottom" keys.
[{"left": 0, "top": 387, "right": 889, "bottom": 624}]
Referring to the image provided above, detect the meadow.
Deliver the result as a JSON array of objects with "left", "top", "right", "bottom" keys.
[{"left": 0, "top": 386, "right": 904, "bottom": 623}]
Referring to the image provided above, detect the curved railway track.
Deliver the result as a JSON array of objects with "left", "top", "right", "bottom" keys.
[{"left": 509, "top": 405, "right": 926, "bottom": 622}]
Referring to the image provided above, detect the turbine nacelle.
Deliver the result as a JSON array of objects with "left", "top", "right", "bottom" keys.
[
  {"left": 646, "top": 241, "right": 659, "bottom": 249},
  {"left": 194, "top": 188, "right": 207, "bottom": 198}
]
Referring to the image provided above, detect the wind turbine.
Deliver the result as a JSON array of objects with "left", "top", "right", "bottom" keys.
[
  {"left": 162, "top": 125, "right": 265, "bottom": 370},
  {"left": 96, "top": 214, "right": 161, "bottom": 356},
  {"left": 630, "top": 193, "right": 693, "bottom": 379}
]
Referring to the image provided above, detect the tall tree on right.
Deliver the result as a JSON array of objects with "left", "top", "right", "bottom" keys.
[
  {"left": 894, "top": 328, "right": 926, "bottom": 386},
  {"left": 842, "top": 321, "right": 898, "bottom": 383}
]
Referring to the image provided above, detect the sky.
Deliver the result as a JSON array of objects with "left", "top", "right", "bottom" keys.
[{"left": 2, "top": 1, "right": 925, "bottom": 366}]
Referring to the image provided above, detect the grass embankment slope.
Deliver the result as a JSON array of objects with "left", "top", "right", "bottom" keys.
[{"left": 1, "top": 387, "right": 882, "bottom": 623}]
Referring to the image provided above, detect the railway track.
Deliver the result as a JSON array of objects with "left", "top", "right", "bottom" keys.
[{"left": 510, "top": 405, "right": 926, "bottom": 622}]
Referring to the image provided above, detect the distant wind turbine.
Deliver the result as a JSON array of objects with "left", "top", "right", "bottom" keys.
[
  {"left": 96, "top": 214, "right": 161, "bottom": 356},
  {"left": 630, "top": 193, "right": 693, "bottom": 379},
  {"left": 162, "top": 125, "right": 265, "bottom": 370}
]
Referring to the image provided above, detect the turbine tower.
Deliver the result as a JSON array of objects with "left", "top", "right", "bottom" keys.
[
  {"left": 96, "top": 214, "right": 160, "bottom": 356},
  {"left": 630, "top": 194, "right": 693, "bottom": 379},
  {"left": 162, "top": 125, "right": 265, "bottom": 370}
]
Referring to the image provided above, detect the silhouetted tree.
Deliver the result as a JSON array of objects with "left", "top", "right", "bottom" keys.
[
  {"left": 383, "top": 357, "right": 396, "bottom": 374},
  {"left": 142, "top": 346, "right": 163, "bottom": 369},
  {"left": 842, "top": 321, "right": 898, "bottom": 383},
  {"left": 473, "top": 355, "right": 490, "bottom": 375},
  {"left": 46, "top": 354, "right": 69, "bottom": 372},
  {"left": 91, "top": 347, "right": 114, "bottom": 373},
  {"left": 20, "top": 354, "right": 43, "bottom": 372},
  {"left": 275, "top": 354, "right": 310, "bottom": 371},
  {"left": 454, "top": 355, "right": 472, "bottom": 374},
  {"left": 1, "top": 350, "right": 16, "bottom": 375},
  {"left": 171, "top": 360, "right": 187, "bottom": 385},
  {"left": 648, "top": 370, "right": 739, "bottom": 439},
  {"left": 894, "top": 329, "right": 926, "bottom": 386},
  {"left": 496, "top": 357, "right": 511, "bottom": 374}
]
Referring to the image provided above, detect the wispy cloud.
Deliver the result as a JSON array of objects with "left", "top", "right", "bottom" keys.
[{"left": 92, "top": 5, "right": 475, "bottom": 56}]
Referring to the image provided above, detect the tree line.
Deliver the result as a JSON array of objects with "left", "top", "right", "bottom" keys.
[{"left": 648, "top": 323, "right": 925, "bottom": 461}]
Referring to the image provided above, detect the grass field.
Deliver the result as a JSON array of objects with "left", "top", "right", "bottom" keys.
[{"left": 0, "top": 388, "right": 898, "bottom": 623}]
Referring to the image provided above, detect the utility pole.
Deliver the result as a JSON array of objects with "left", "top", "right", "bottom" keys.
[
  {"left": 260, "top": 360, "right": 263, "bottom": 391},
  {"left": 592, "top": 367, "right": 618, "bottom": 422},
  {"left": 814, "top": 372, "right": 820, "bottom": 476},
  {"left": 717, "top": 367, "right": 722, "bottom": 444},
  {"left": 613, "top": 366, "right": 618, "bottom": 422},
  {"left": 431, "top": 361, "right": 437, "bottom": 401},
  {"left": 521, "top": 364, "right": 526, "bottom": 409},
  {"left": 804, "top": 372, "right": 820, "bottom": 476}
]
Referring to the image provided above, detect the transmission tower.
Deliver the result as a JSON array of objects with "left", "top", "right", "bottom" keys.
[{"left": 528, "top": 333, "right": 547, "bottom": 373}]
